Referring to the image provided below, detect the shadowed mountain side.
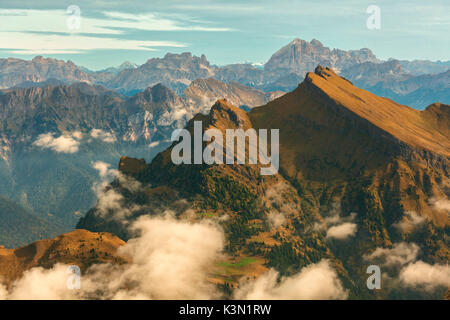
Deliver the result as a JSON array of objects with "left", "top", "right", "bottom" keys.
[
  {"left": 250, "top": 66, "right": 449, "bottom": 225},
  {"left": 0, "top": 196, "right": 63, "bottom": 248},
  {"left": 251, "top": 66, "right": 449, "bottom": 163}
]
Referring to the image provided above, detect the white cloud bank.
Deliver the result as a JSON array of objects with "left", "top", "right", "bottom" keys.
[
  {"left": 0, "top": 180, "right": 351, "bottom": 300},
  {"left": 268, "top": 212, "right": 287, "bottom": 229},
  {"left": 314, "top": 201, "right": 357, "bottom": 240},
  {"left": 0, "top": 282, "right": 7, "bottom": 299},
  {"left": 2, "top": 264, "right": 74, "bottom": 300},
  {"left": 0, "top": 214, "right": 225, "bottom": 300},
  {"left": 392, "top": 211, "right": 425, "bottom": 233},
  {"left": 33, "top": 131, "right": 82, "bottom": 153},
  {"left": 399, "top": 261, "right": 450, "bottom": 292},
  {"left": 234, "top": 260, "right": 348, "bottom": 300},
  {"left": 90, "top": 129, "right": 116, "bottom": 143},
  {"left": 326, "top": 222, "right": 357, "bottom": 240},
  {"left": 265, "top": 182, "right": 290, "bottom": 228},
  {"left": 429, "top": 197, "right": 450, "bottom": 212},
  {"left": 364, "top": 241, "right": 450, "bottom": 294},
  {"left": 91, "top": 161, "right": 141, "bottom": 221},
  {"left": 363, "top": 242, "right": 420, "bottom": 267},
  {"left": 33, "top": 129, "right": 118, "bottom": 154}
]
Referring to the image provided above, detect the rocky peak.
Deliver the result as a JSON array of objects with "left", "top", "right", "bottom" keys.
[
  {"left": 200, "top": 54, "right": 209, "bottom": 65},
  {"left": 159, "top": 52, "right": 210, "bottom": 66},
  {"left": 182, "top": 78, "right": 275, "bottom": 111},
  {"left": 349, "top": 48, "right": 377, "bottom": 61},
  {"left": 143, "top": 83, "right": 178, "bottom": 101},
  {"left": 310, "top": 39, "right": 324, "bottom": 47},
  {"left": 119, "top": 156, "right": 148, "bottom": 178},
  {"left": 304, "top": 65, "right": 352, "bottom": 87},
  {"left": 340, "top": 60, "right": 412, "bottom": 89},
  {"left": 312, "top": 65, "right": 336, "bottom": 79},
  {"left": 290, "top": 38, "right": 307, "bottom": 45},
  {"left": 118, "top": 61, "right": 137, "bottom": 70},
  {"left": 128, "top": 83, "right": 183, "bottom": 111},
  {"left": 264, "top": 38, "right": 380, "bottom": 78},
  {"left": 208, "top": 99, "right": 253, "bottom": 130},
  {"left": 110, "top": 53, "right": 215, "bottom": 95},
  {"left": 0, "top": 56, "right": 93, "bottom": 89}
]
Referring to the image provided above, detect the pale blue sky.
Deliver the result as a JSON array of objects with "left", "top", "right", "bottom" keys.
[{"left": 0, "top": 0, "right": 448, "bottom": 69}]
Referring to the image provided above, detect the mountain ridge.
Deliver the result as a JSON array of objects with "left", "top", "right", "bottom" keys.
[
  {"left": 1, "top": 39, "right": 448, "bottom": 108},
  {"left": 74, "top": 68, "right": 448, "bottom": 299}
]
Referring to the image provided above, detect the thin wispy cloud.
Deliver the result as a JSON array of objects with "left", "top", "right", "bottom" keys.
[
  {"left": 171, "top": 3, "right": 267, "bottom": 13},
  {"left": 101, "top": 11, "right": 233, "bottom": 32},
  {"left": 33, "top": 132, "right": 82, "bottom": 154},
  {"left": 2, "top": 33, "right": 182, "bottom": 55},
  {"left": 0, "top": 8, "right": 232, "bottom": 54}
]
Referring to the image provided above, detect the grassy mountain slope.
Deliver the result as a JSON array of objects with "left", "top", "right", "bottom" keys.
[{"left": 0, "top": 229, "right": 125, "bottom": 283}]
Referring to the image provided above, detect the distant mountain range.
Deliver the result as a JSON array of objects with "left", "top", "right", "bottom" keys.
[
  {"left": 0, "top": 38, "right": 448, "bottom": 108},
  {"left": 94, "top": 61, "right": 138, "bottom": 75},
  {"left": 341, "top": 60, "right": 450, "bottom": 108}
]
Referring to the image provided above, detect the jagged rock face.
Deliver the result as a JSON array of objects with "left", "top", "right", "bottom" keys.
[
  {"left": 208, "top": 99, "right": 253, "bottom": 130},
  {"left": 0, "top": 40, "right": 384, "bottom": 97},
  {"left": 0, "top": 83, "right": 127, "bottom": 137},
  {"left": 97, "top": 61, "right": 138, "bottom": 75},
  {"left": 214, "top": 64, "right": 265, "bottom": 87},
  {"left": 78, "top": 68, "right": 449, "bottom": 299},
  {"left": 108, "top": 52, "right": 216, "bottom": 95},
  {"left": 384, "top": 70, "right": 450, "bottom": 108},
  {"left": 141, "top": 99, "right": 257, "bottom": 188},
  {"left": 183, "top": 78, "right": 282, "bottom": 111},
  {"left": 0, "top": 56, "right": 114, "bottom": 89},
  {"left": 95, "top": 53, "right": 270, "bottom": 96},
  {"left": 121, "top": 80, "right": 277, "bottom": 145},
  {"left": 341, "top": 60, "right": 412, "bottom": 87},
  {"left": 399, "top": 60, "right": 450, "bottom": 76},
  {"left": 264, "top": 38, "right": 379, "bottom": 78},
  {"left": 129, "top": 83, "right": 185, "bottom": 112},
  {"left": 123, "top": 84, "right": 188, "bottom": 144},
  {"left": 104, "top": 43, "right": 379, "bottom": 95}
]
